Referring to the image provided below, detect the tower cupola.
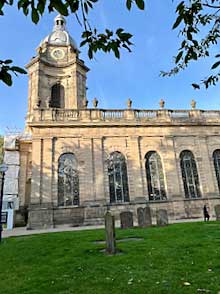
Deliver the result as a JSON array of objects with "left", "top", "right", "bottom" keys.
[{"left": 39, "top": 14, "right": 78, "bottom": 49}]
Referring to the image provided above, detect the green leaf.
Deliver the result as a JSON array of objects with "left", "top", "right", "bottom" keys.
[
  {"left": 172, "top": 15, "right": 183, "bottom": 29},
  {"left": 11, "top": 66, "right": 27, "bottom": 74},
  {"left": 4, "top": 59, "right": 13, "bottom": 64},
  {"left": 52, "top": 0, "right": 68, "bottom": 16},
  {"left": 135, "top": 0, "right": 145, "bottom": 10},
  {"left": 211, "top": 61, "right": 220, "bottom": 70},
  {"left": 88, "top": 46, "right": 93, "bottom": 59},
  {"left": 31, "top": 8, "right": 39, "bottom": 24},
  {"left": 37, "top": 0, "right": 46, "bottom": 15},
  {"left": 126, "top": 0, "right": 132, "bottom": 10},
  {"left": 192, "top": 83, "right": 200, "bottom": 89},
  {"left": 0, "top": 70, "right": 12, "bottom": 86},
  {"left": 175, "top": 51, "right": 183, "bottom": 64}
]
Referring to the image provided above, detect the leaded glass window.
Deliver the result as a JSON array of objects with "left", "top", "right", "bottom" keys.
[
  {"left": 50, "top": 83, "right": 64, "bottom": 108},
  {"left": 180, "top": 150, "right": 201, "bottom": 198},
  {"left": 108, "top": 151, "right": 129, "bottom": 203},
  {"left": 145, "top": 151, "right": 166, "bottom": 201},
  {"left": 58, "top": 153, "right": 79, "bottom": 206},
  {"left": 213, "top": 149, "right": 220, "bottom": 191}
]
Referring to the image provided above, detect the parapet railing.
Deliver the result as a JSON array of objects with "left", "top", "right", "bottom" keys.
[{"left": 28, "top": 108, "right": 220, "bottom": 124}]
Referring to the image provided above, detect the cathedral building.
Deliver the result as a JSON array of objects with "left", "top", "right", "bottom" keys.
[{"left": 3, "top": 15, "right": 220, "bottom": 229}]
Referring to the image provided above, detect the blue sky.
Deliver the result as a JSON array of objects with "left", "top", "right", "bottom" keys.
[{"left": 0, "top": 0, "right": 220, "bottom": 133}]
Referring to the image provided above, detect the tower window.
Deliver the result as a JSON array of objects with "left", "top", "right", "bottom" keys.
[{"left": 50, "top": 83, "right": 64, "bottom": 108}]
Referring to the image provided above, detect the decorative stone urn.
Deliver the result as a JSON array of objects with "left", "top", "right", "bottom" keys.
[
  {"left": 93, "top": 97, "right": 98, "bottom": 108},
  {"left": 191, "top": 99, "right": 196, "bottom": 109},
  {"left": 45, "top": 97, "right": 50, "bottom": 108},
  {"left": 83, "top": 97, "right": 88, "bottom": 108},
  {"left": 35, "top": 98, "right": 41, "bottom": 108},
  {"left": 127, "top": 98, "right": 132, "bottom": 109},
  {"left": 159, "top": 99, "right": 165, "bottom": 109}
]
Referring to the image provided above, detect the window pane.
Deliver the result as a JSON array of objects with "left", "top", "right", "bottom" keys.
[
  {"left": 145, "top": 151, "right": 166, "bottom": 201},
  {"left": 180, "top": 150, "right": 201, "bottom": 198},
  {"left": 107, "top": 152, "right": 129, "bottom": 203},
  {"left": 213, "top": 149, "right": 220, "bottom": 192},
  {"left": 58, "top": 153, "right": 79, "bottom": 206}
]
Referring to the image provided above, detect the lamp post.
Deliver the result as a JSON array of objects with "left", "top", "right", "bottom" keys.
[{"left": 0, "top": 163, "right": 8, "bottom": 243}]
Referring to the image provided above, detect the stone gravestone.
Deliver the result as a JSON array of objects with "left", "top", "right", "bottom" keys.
[
  {"left": 105, "top": 211, "right": 116, "bottom": 254},
  {"left": 137, "top": 206, "right": 152, "bottom": 227},
  {"left": 214, "top": 205, "right": 220, "bottom": 220},
  {"left": 120, "top": 211, "right": 133, "bottom": 229},
  {"left": 156, "top": 209, "right": 168, "bottom": 226}
]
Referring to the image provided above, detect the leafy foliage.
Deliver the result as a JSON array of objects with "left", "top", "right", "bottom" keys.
[
  {"left": 0, "top": 60, "right": 26, "bottom": 86},
  {"left": 2, "top": 0, "right": 220, "bottom": 89},
  {"left": 0, "top": 0, "right": 145, "bottom": 86},
  {"left": 161, "top": 0, "right": 220, "bottom": 89}
]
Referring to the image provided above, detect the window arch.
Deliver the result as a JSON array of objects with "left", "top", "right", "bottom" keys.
[
  {"left": 180, "top": 150, "right": 201, "bottom": 198},
  {"left": 58, "top": 153, "right": 79, "bottom": 206},
  {"left": 107, "top": 151, "right": 129, "bottom": 203},
  {"left": 213, "top": 149, "right": 220, "bottom": 191},
  {"left": 145, "top": 151, "right": 166, "bottom": 201},
  {"left": 50, "top": 83, "right": 64, "bottom": 108}
]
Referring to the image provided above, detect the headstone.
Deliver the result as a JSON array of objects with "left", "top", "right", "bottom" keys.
[
  {"left": 105, "top": 211, "right": 116, "bottom": 254},
  {"left": 120, "top": 211, "right": 133, "bottom": 229},
  {"left": 137, "top": 206, "right": 152, "bottom": 227},
  {"left": 156, "top": 209, "right": 168, "bottom": 226},
  {"left": 214, "top": 205, "right": 220, "bottom": 220}
]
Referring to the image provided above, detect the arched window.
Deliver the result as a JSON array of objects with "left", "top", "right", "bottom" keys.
[
  {"left": 50, "top": 83, "right": 64, "bottom": 108},
  {"left": 213, "top": 149, "right": 220, "bottom": 191},
  {"left": 180, "top": 150, "right": 201, "bottom": 198},
  {"left": 107, "top": 151, "right": 129, "bottom": 203},
  {"left": 145, "top": 151, "right": 166, "bottom": 201},
  {"left": 58, "top": 153, "right": 79, "bottom": 206}
]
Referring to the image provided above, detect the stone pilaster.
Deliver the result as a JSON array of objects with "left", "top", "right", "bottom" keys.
[
  {"left": 163, "top": 136, "right": 182, "bottom": 200},
  {"left": 93, "top": 138, "right": 105, "bottom": 204},
  {"left": 197, "top": 136, "right": 217, "bottom": 197},
  {"left": 80, "top": 138, "right": 94, "bottom": 205},
  {"left": 42, "top": 138, "right": 53, "bottom": 204},
  {"left": 30, "top": 138, "right": 42, "bottom": 205},
  {"left": 127, "top": 137, "right": 145, "bottom": 202}
]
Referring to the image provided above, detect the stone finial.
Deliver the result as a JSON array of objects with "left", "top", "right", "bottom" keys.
[
  {"left": 191, "top": 99, "right": 196, "bottom": 109},
  {"left": 93, "top": 97, "right": 98, "bottom": 108},
  {"left": 127, "top": 98, "right": 132, "bottom": 109},
  {"left": 159, "top": 99, "right": 165, "bottom": 109},
  {"left": 35, "top": 98, "right": 41, "bottom": 108},
  {"left": 45, "top": 97, "right": 50, "bottom": 108},
  {"left": 37, "top": 46, "right": 42, "bottom": 54},
  {"left": 83, "top": 97, "right": 88, "bottom": 108}
]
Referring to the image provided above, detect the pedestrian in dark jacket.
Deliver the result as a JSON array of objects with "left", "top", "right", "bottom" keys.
[{"left": 203, "top": 205, "right": 210, "bottom": 221}]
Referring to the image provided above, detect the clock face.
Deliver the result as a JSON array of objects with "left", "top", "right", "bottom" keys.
[{"left": 51, "top": 48, "right": 65, "bottom": 60}]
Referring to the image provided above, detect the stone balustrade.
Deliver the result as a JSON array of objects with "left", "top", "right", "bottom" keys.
[{"left": 27, "top": 108, "right": 220, "bottom": 125}]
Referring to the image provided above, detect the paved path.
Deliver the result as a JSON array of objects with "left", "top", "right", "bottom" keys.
[
  {"left": 2, "top": 217, "right": 204, "bottom": 239},
  {"left": 2, "top": 224, "right": 104, "bottom": 239}
]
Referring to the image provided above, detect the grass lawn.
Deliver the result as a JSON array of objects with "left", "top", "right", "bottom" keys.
[{"left": 0, "top": 222, "right": 220, "bottom": 294}]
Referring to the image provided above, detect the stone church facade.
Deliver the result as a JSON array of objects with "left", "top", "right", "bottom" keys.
[{"left": 3, "top": 15, "right": 220, "bottom": 229}]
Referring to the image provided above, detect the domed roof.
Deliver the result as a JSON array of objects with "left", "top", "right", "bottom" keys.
[{"left": 39, "top": 15, "right": 78, "bottom": 49}]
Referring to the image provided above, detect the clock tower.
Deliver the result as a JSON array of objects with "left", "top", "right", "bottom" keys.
[{"left": 26, "top": 14, "right": 89, "bottom": 121}]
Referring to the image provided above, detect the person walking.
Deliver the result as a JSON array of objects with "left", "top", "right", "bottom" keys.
[{"left": 203, "top": 205, "right": 210, "bottom": 222}]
